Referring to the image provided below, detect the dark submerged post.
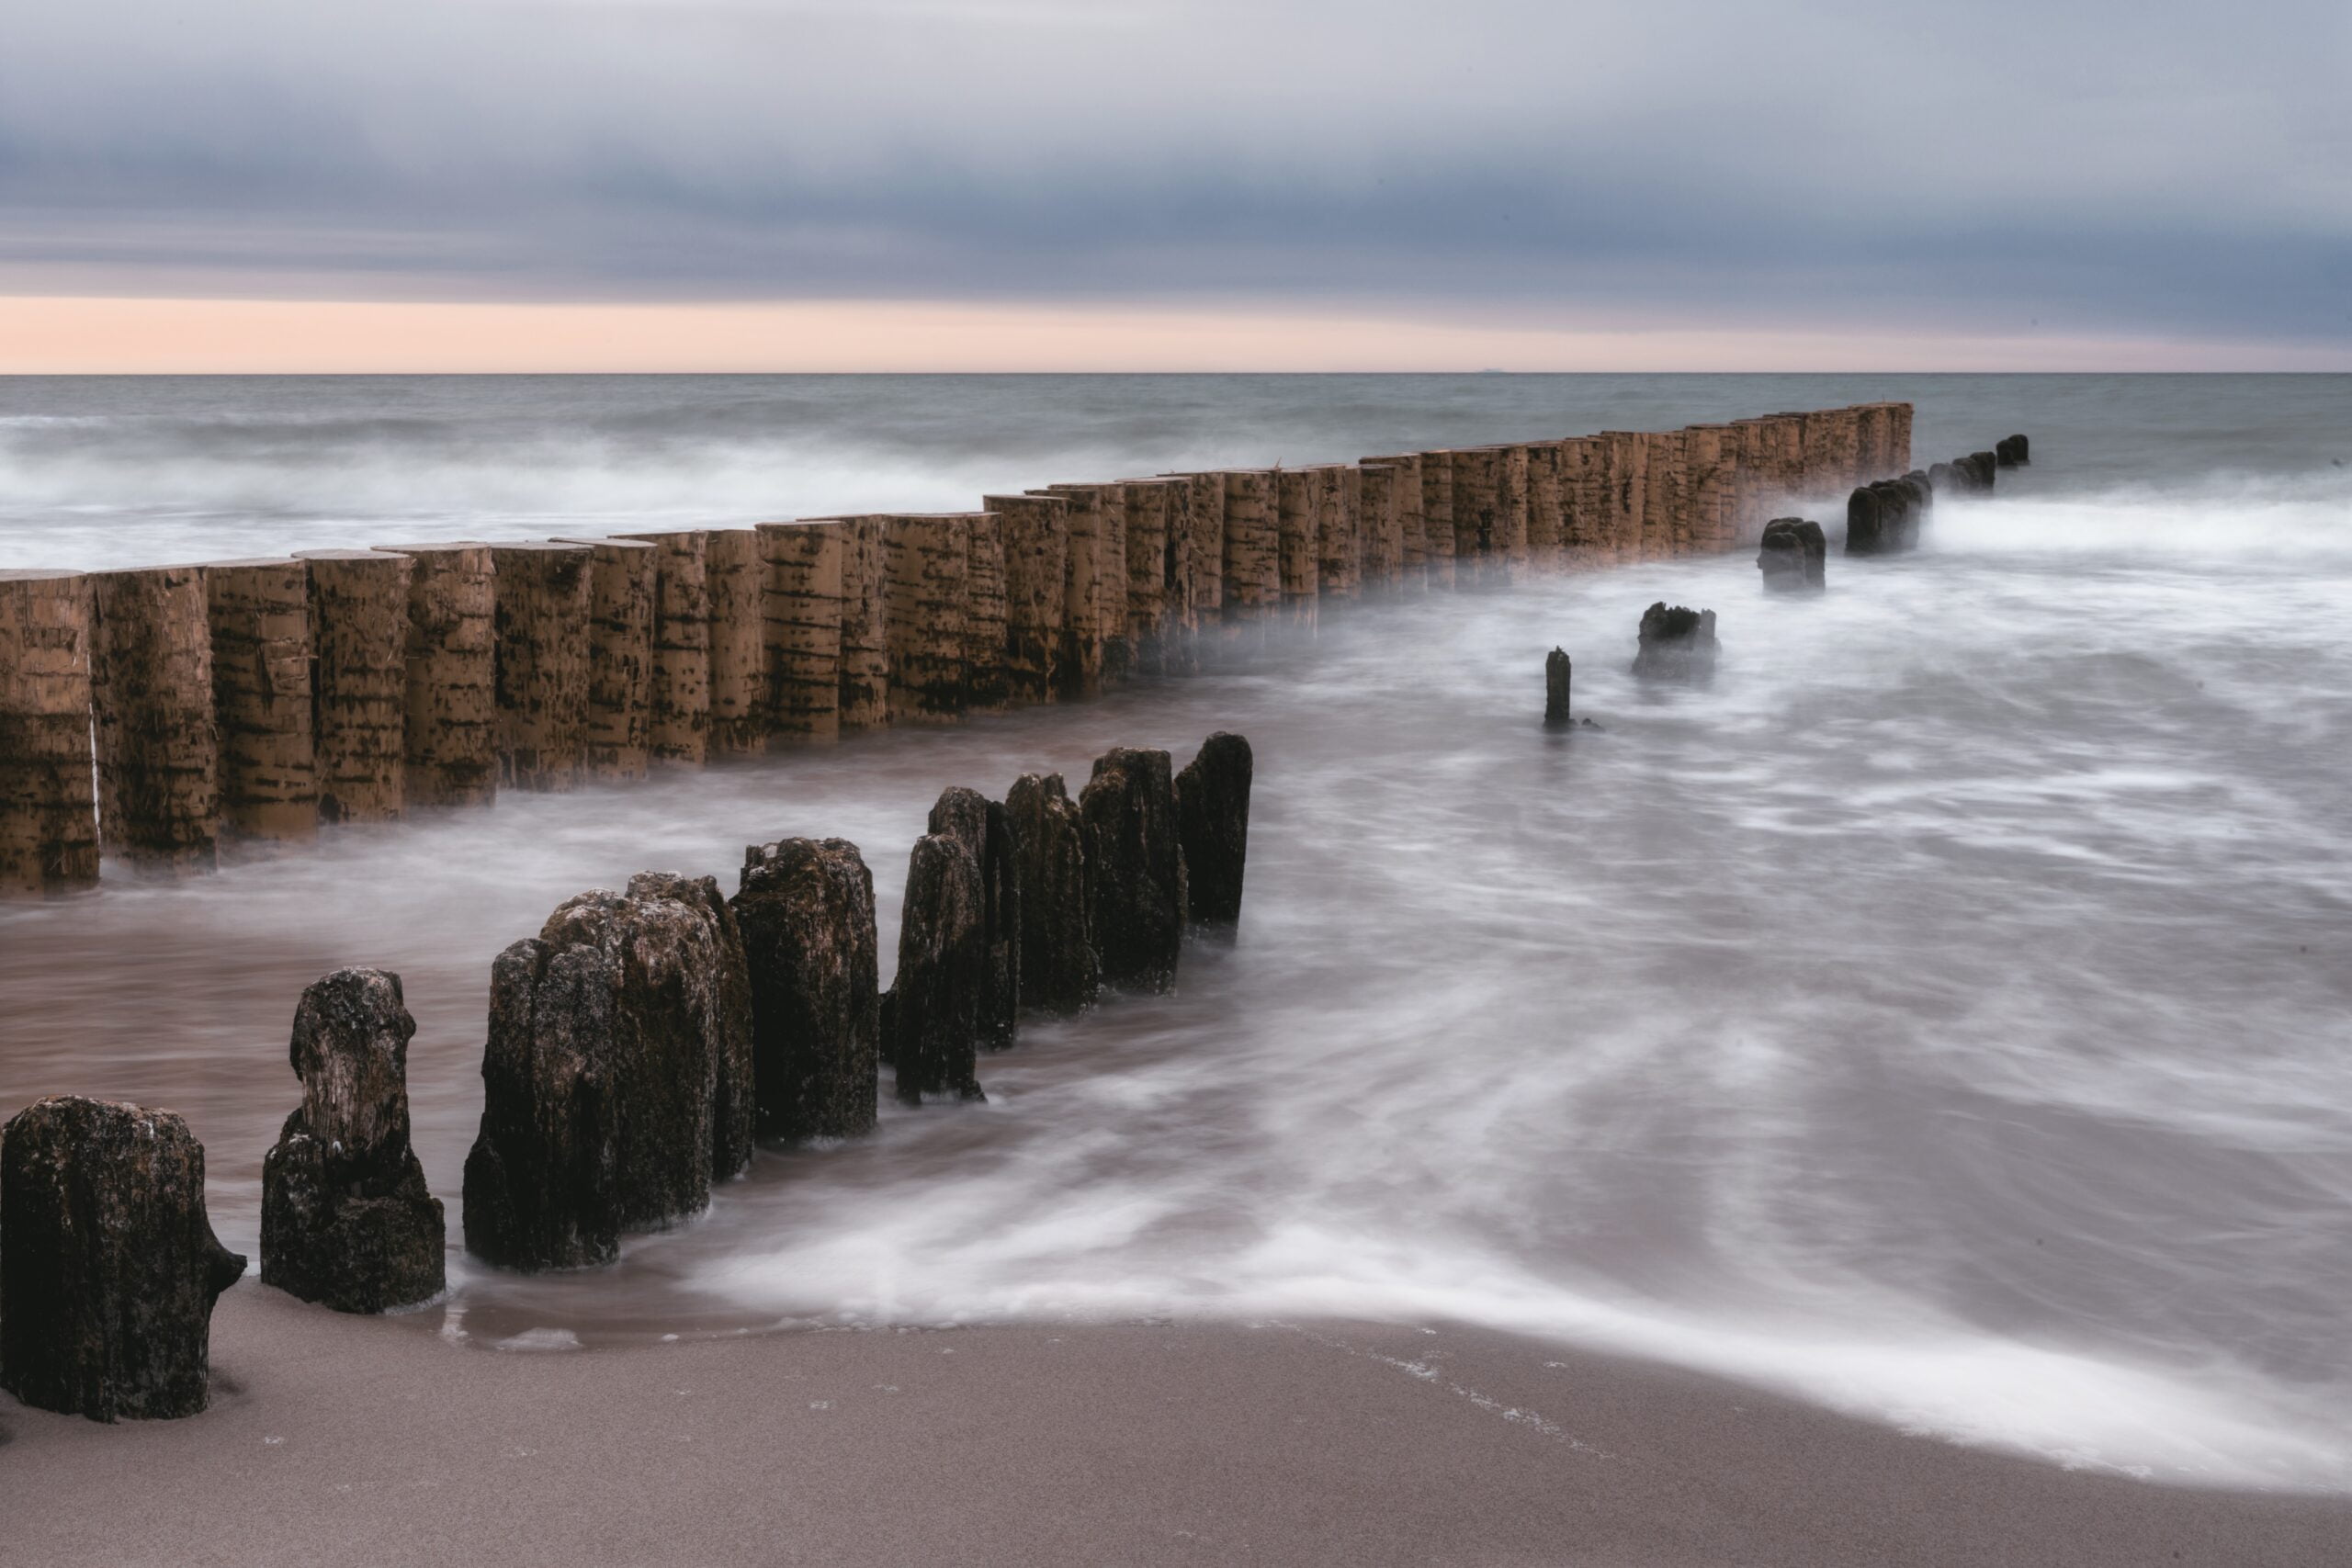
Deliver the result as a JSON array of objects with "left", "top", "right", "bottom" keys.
[
  {"left": 1631, "top": 603, "right": 1720, "bottom": 682},
  {"left": 885, "top": 832, "right": 987, "bottom": 1103},
  {"left": 261, "top": 967, "right": 446, "bottom": 1313},
  {"left": 0, "top": 1095, "right": 246, "bottom": 1421},
  {"left": 1079, "top": 746, "right": 1186, "bottom": 992},
  {"left": 1758, "top": 519, "right": 1826, "bottom": 592},
  {"left": 1996, "top": 434, "right": 2030, "bottom": 468},
  {"left": 1544, "top": 649, "right": 1573, "bottom": 726},
  {"left": 927, "top": 786, "right": 1021, "bottom": 1050},
  {"left": 1006, "top": 772, "right": 1097, "bottom": 1014},
  {"left": 1173, "top": 731, "right": 1252, "bottom": 923},
  {"left": 730, "top": 838, "right": 880, "bottom": 1143}
]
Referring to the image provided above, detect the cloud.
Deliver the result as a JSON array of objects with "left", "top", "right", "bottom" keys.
[{"left": 0, "top": 0, "right": 2346, "bottom": 351}]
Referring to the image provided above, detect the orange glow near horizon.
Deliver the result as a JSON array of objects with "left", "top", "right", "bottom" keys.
[{"left": 0, "top": 295, "right": 2342, "bottom": 375}]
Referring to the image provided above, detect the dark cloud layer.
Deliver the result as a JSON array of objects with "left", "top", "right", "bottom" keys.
[{"left": 2, "top": 0, "right": 2346, "bottom": 346}]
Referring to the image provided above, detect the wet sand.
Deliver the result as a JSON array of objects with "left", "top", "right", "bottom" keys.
[{"left": 5, "top": 1285, "right": 2345, "bottom": 1567}]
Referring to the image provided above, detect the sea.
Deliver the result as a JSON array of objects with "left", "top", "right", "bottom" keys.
[{"left": 2, "top": 373, "right": 2348, "bottom": 1490}]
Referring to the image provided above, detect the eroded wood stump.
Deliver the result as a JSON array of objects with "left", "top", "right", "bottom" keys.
[
  {"left": 1631, "top": 603, "right": 1719, "bottom": 682},
  {"left": 1173, "top": 732, "right": 1251, "bottom": 925},
  {"left": 1276, "top": 468, "right": 1320, "bottom": 626},
  {"left": 462, "top": 873, "right": 753, "bottom": 1270},
  {"left": 989, "top": 493, "right": 1069, "bottom": 704},
  {"left": 379, "top": 542, "right": 498, "bottom": 809},
  {"left": 0, "top": 570, "right": 101, "bottom": 895},
  {"left": 260, "top": 968, "right": 445, "bottom": 1314},
  {"left": 1080, "top": 746, "right": 1185, "bottom": 993},
  {"left": 1544, "top": 649, "right": 1573, "bottom": 728},
  {"left": 205, "top": 558, "right": 318, "bottom": 847},
  {"left": 731, "top": 837, "right": 879, "bottom": 1144},
  {"left": 90, "top": 564, "right": 218, "bottom": 873},
  {"left": 1006, "top": 772, "right": 1097, "bottom": 1016},
  {"left": 885, "top": 832, "right": 987, "bottom": 1104},
  {"left": 1042, "top": 484, "right": 1125, "bottom": 691},
  {"left": 1996, "top": 434, "right": 2030, "bottom": 468},
  {"left": 1758, "top": 518, "right": 1827, "bottom": 592},
  {"left": 300, "top": 550, "right": 413, "bottom": 822},
  {"left": 928, "top": 786, "right": 1020, "bottom": 1051},
  {"left": 490, "top": 542, "right": 593, "bottom": 792},
  {"left": 0, "top": 1095, "right": 246, "bottom": 1420}
]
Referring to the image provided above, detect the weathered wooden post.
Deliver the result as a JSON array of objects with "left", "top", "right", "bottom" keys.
[
  {"left": 1554, "top": 436, "right": 1598, "bottom": 567},
  {"left": 1357, "top": 454, "right": 1424, "bottom": 588},
  {"left": 1080, "top": 746, "right": 1185, "bottom": 994},
  {"left": 1493, "top": 444, "right": 1532, "bottom": 573},
  {"left": 964, "top": 510, "right": 1012, "bottom": 712},
  {"left": 205, "top": 558, "right": 318, "bottom": 846},
  {"left": 615, "top": 529, "right": 713, "bottom": 767},
  {"left": 705, "top": 529, "right": 768, "bottom": 758},
  {"left": 989, "top": 492, "right": 1069, "bottom": 704},
  {"left": 379, "top": 542, "right": 499, "bottom": 808},
  {"left": 1639, "top": 430, "right": 1685, "bottom": 560},
  {"left": 555, "top": 537, "right": 655, "bottom": 782},
  {"left": 883, "top": 513, "right": 972, "bottom": 722},
  {"left": 489, "top": 541, "right": 593, "bottom": 792},
  {"left": 1308, "top": 464, "right": 1363, "bottom": 602},
  {"left": 89, "top": 564, "right": 218, "bottom": 873},
  {"left": 0, "top": 570, "right": 100, "bottom": 895},
  {"left": 1119, "top": 478, "right": 1173, "bottom": 672},
  {"left": 1006, "top": 772, "right": 1097, "bottom": 1015},
  {"left": 1275, "top": 468, "right": 1320, "bottom": 628},
  {"left": 1681, "top": 425, "right": 1736, "bottom": 554},
  {"left": 757, "top": 520, "right": 844, "bottom": 744},
  {"left": 299, "top": 550, "right": 413, "bottom": 822},
  {"left": 1042, "top": 482, "right": 1129, "bottom": 686},
  {"left": 1601, "top": 433, "right": 1649, "bottom": 561},
  {"left": 1219, "top": 470, "right": 1281, "bottom": 633},
  {"left": 1996, "top": 434, "right": 2030, "bottom": 468},
  {"left": 1417, "top": 452, "right": 1458, "bottom": 586},
  {"left": 1173, "top": 732, "right": 1251, "bottom": 926},
  {"left": 1544, "top": 649, "right": 1572, "bottom": 728},
  {"left": 886, "top": 832, "right": 987, "bottom": 1104},
  {"left": 1358, "top": 462, "right": 1402, "bottom": 593},
  {"left": 1524, "top": 442, "right": 1565, "bottom": 567},
  {"left": 1159, "top": 470, "right": 1227, "bottom": 645},
  {"left": 731, "top": 837, "right": 880, "bottom": 1143},
  {"left": 928, "top": 785, "right": 1020, "bottom": 1050},
  {"left": 260, "top": 967, "right": 446, "bottom": 1313},
  {"left": 1447, "top": 447, "right": 1498, "bottom": 576},
  {"left": 1759, "top": 519, "right": 1827, "bottom": 592},
  {"left": 1631, "top": 603, "right": 1719, "bottom": 682},
  {"left": 834, "top": 516, "right": 891, "bottom": 732},
  {"left": 463, "top": 871, "right": 753, "bottom": 1271},
  {"left": 0, "top": 1095, "right": 247, "bottom": 1421}
]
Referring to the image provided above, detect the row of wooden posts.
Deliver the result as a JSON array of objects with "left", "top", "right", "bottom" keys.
[{"left": 0, "top": 400, "right": 1913, "bottom": 896}]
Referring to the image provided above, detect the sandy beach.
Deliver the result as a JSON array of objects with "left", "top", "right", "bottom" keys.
[{"left": 3, "top": 1283, "right": 2344, "bottom": 1567}]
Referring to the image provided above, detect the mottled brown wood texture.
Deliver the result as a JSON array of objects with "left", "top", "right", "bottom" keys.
[
  {"left": 883, "top": 513, "right": 971, "bottom": 723},
  {"left": 379, "top": 542, "right": 499, "bottom": 809},
  {"left": 616, "top": 529, "right": 713, "bottom": 768},
  {"left": 89, "top": 565, "right": 218, "bottom": 873},
  {"left": 558, "top": 537, "right": 655, "bottom": 781},
  {"left": 0, "top": 570, "right": 100, "bottom": 895},
  {"left": 204, "top": 558, "right": 317, "bottom": 845},
  {"left": 757, "top": 521, "right": 843, "bottom": 743},
  {"left": 704, "top": 528, "right": 768, "bottom": 758},
  {"left": 300, "top": 550, "right": 412, "bottom": 822},
  {"left": 489, "top": 542, "right": 592, "bottom": 793},
  {"left": 988, "top": 493, "right": 1069, "bottom": 705}
]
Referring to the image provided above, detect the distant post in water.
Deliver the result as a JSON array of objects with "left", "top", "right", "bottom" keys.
[
  {"left": 0, "top": 570, "right": 101, "bottom": 895},
  {"left": 299, "top": 549, "right": 413, "bottom": 823},
  {"left": 1006, "top": 772, "right": 1097, "bottom": 1014},
  {"left": 89, "top": 563, "right": 218, "bottom": 874},
  {"left": 1173, "top": 732, "right": 1252, "bottom": 926},
  {"left": 1631, "top": 603, "right": 1720, "bottom": 682},
  {"left": 1758, "top": 519, "right": 1827, "bottom": 592},
  {"left": 1079, "top": 746, "right": 1185, "bottom": 992},
  {"left": 1544, "top": 648, "right": 1573, "bottom": 728}
]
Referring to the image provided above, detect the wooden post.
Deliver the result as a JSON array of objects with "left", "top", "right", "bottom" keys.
[
  {"left": 756, "top": 521, "right": 843, "bottom": 744},
  {"left": 1418, "top": 452, "right": 1456, "bottom": 587},
  {"left": 1887, "top": 402, "right": 1915, "bottom": 475},
  {"left": 1544, "top": 649, "right": 1572, "bottom": 728},
  {"left": 615, "top": 529, "right": 713, "bottom": 768},
  {"left": 89, "top": 565, "right": 217, "bottom": 873},
  {"left": 1524, "top": 442, "right": 1564, "bottom": 568},
  {"left": 836, "top": 516, "right": 889, "bottom": 731},
  {"left": 1642, "top": 430, "right": 1688, "bottom": 559},
  {"left": 1218, "top": 470, "right": 1281, "bottom": 630},
  {"left": 0, "top": 570, "right": 100, "bottom": 896},
  {"left": 1165, "top": 470, "right": 1226, "bottom": 633},
  {"left": 377, "top": 542, "right": 499, "bottom": 808},
  {"left": 1363, "top": 454, "right": 1426, "bottom": 590},
  {"left": 554, "top": 537, "right": 655, "bottom": 781},
  {"left": 702, "top": 529, "right": 767, "bottom": 759},
  {"left": 1274, "top": 468, "right": 1318, "bottom": 628},
  {"left": 489, "top": 541, "right": 592, "bottom": 793},
  {"left": 1681, "top": 425, "right": 1736, "bottom": 554},
  {"left": 988, "top": 492, "right": 1069, "bottom": 705},
  {"left": 882, "top": 513, "right": 971, "bottom": 722},
  {"left": 1447, "top": 447, "right": 1498, "bottom": 574},
  {"left": 1118, "top": 478, "right": 1173, "bottom": 673},
  {"left": 1557, "top": 435, "right": 1603, "bottom": 568},
  {"left": 1310, "top": 465, "right": 1363, "bottom": 601},
  {"left": 297, "top": 550, "right": 412, "bottom": 822},
  {"left": 1493, "top": 445, "right": 1532, "bottom": 574},
  {"left": 1357, "top": 463, "right": 1401, "bottom": 594},
  {"left": 964, "top": 509, "right": 1011, "bottom": 712},
  {"left": 1043, "top": 483, "right": 1128, "bottom": 687},
  {"left": 204, "top": 558, "right": 317, "bottom": 846}
]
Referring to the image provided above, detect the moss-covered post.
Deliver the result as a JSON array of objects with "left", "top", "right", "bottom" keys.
[
  {"left": 0, "top": 570, "right": 101, "bottom": 895},
  {"left": 205, "top": 558, "right": 317, "bottom": 845},
  {"left": 89, "top": 564, "right": 218, "bottom": 873}
]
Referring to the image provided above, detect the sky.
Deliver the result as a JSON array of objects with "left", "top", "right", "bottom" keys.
[{"left": 1, "top": 0, "right": 2346, "bottom": 370}]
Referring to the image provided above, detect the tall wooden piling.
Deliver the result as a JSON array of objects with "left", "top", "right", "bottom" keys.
[
  {"left": 556, "top": 537, "right": 655, "bottom": 781},
  {"left": 1682, "top": 425, "right": 1736, "bottom": 553},
  {"left": 298, "top": 551, "right": 413, "bottom": 822},
  {"left": 882, "top": 513, "right": 971, "bottom": 723},
  {"left": 835, "top": 516, "right": 890, "bottom": 731},
  {"left": 89, "top": 565, "right": 217, "bottom": 873},
  {"left": 1168, "top": 470, "right": 1226, "bottom": 630},
  {"left": 1448, "top": 447, "right": 1498, "bottom": 574},
  {"left": 1556, "top": 436, "right": 1602, "bottom": 567},
  {"left": 704, "top": 529, "right": 767, "bottom": 758},
  {"left": 1043, "top": 483, "right": 1127, "bottom": 688},
  {"left": 1274, "top": 468, "right": 1319, "bottom": 627},
  {"left": 379, "top": 542, "right": 499, "bottom": 808},
  {"left": 1642, "top": 430, "right": 1688, "bottom": 559},
  {"left": 756, "top": 521, "right": 843, "bottom": 743},
  {"left": 204, "top": 558, "right": 317, "bottom": 845},
  {"left": 1525, "top": 442, "right": 1564, "bottom": 567},
  {"left": 989, "top": 492, "right": 1069, "bottom": 704},
  {"left": 0, "top": 570, "right": 100, "bottom": 896},
  {"left": 1218, "top": 470, "right": 1281, "bottom": 628},
  {"left": 1363, "top": 454, "right": 1427, "bottom": 589},
  {"left": 1358, "top": 462, "right": 1402, "bottom": 593},
  {"left": 1310, "top": 465, "right": 1363, "bottom": 601},
  {"left": 964, "top": 510, "right": 1011, "bottom": 712},
  {"left": 616, "top": 530, "right": 713, "bottom": 768},
  {"left": 488, "top": 541, "right": 593, "bottom": 792},
  {"left": 1418, "top": 453, "right": 1456, "bottom": 587},
  {"left": 1118, "top": 478, "right": 1173, "bottom": 672},
  {"left": 1493, "top": 446, "right": 1532, "bottom": 574}
]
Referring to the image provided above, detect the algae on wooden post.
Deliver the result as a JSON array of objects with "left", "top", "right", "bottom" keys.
[
  {"left": 0, "top": 570, "right": 101, "bottom": 895},
  {"left": 488, "top": 541, "right": 593, "bottom": 793},
  {"left": 205, "top": 558, "right": 318, "bottom": 846},
  {"left": 378, "top": 542, "right": 498, "bottom": 808},
  {"left": 89, "top": 563, "right": 218, "bottom": 873}
]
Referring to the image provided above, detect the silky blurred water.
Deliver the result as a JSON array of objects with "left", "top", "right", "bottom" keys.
[{"left": 2, "top": 375, "right": 2349, "bottom": 1490}]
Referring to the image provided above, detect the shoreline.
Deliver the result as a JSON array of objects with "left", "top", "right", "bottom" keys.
[{"left": 6, "top": 1284, "right": 2345, "bottom": 1567}]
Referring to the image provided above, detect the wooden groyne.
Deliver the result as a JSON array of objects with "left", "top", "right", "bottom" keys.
[{"left": 0, "top": 401, "right": 1910, "bottom": 895}]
